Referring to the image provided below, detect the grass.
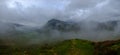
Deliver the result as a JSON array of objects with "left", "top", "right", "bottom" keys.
[
  {"left": 0, "top": 39, "right": 120, "bottom": 55},
  {"left": 0, "top": 39, "right": 94, "bottom": 55}
]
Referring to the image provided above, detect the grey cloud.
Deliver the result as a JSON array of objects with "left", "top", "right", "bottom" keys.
[
  {"left": 63, "top": 0, "right": 120, "bottom": 22},
  {"left": 67, "top": 0, "right": 104, "bottom": 10},
  {"left": 0, "top": 0, "right": 120, "bottom": 45},
  {"left": 0, "top": 0, "right": 119, "bottom": 26}
]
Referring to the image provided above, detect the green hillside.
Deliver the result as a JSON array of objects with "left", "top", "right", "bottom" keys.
[{"left": 0, "top": 39, "right": 120, "bottom": 55}]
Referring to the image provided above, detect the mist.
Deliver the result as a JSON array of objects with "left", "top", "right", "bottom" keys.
[{"left": 0, "top": 0, "right": 120, "bottom": 46}]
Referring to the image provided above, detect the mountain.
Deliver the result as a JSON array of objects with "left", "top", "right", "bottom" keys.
[
  {"left": 96, "top": 20, "right": 120, "bottom": 31},
  {"left": 0, "top": 22, "right": 22, "bottom": 34},
  {"left": 43, "top": 19, "right": 80, "bottom": 32},
  {"left": 0, "top": 19, "right": 120, "bottom": 55},
  {"left": 43, "top": 19, "right": 120, "bottom": 32}
]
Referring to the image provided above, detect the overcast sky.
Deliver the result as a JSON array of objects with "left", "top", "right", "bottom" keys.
[{"left": 0, "top": 0, "right": 120, "bottom": 27}]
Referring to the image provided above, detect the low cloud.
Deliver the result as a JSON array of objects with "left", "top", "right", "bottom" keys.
[{"left": 0, "top": 0, "right": 120, "bottom": 45}]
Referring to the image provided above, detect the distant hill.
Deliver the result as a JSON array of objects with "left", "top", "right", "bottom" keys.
[{"left": 96, "top": 20, "right": 120, "bottom": 31}]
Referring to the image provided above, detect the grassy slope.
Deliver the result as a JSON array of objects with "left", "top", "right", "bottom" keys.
[
  {"left": 94, "top": 40, "right": 120, "bottom": 55},
  {"left": 0, "top": 39, "right": 120, "bottom": 55},
  {"left": 0, "top": 39, "right": 94, "bottom": 55}
]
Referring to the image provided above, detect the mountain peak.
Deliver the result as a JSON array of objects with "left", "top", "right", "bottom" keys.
[{"left": 44, "top": 19, "right": 80, "bottom": 32}]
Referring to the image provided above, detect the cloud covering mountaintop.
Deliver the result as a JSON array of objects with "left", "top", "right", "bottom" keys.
[{"left": 0, "top": 0, "right": 120, "bottom": 44}]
